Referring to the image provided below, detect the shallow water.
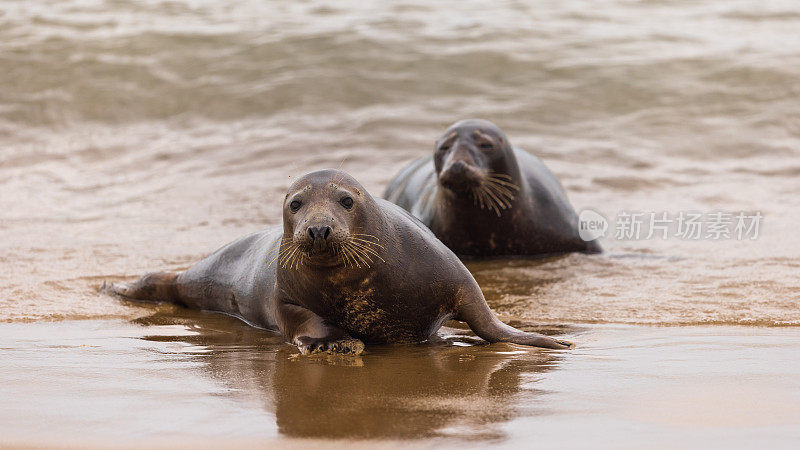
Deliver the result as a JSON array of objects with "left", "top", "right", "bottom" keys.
[
  {"left": 1, "top": 0, "right": 799, "bottom": 325},
  {"left": 1, "top": 0, "right": 800, "bottom": 445}
]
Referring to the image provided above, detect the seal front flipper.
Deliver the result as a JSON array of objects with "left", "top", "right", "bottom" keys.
[
  {"left": 456, "top": 292, "right": 573, "bottom": 350},
  {"left": 275, "top": 297, "right": 365, "bottom": 355}
]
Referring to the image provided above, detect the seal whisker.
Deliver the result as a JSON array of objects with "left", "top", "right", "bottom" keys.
[
  {"left": 348, "top": 239, "right": 386, "bottom": 263},
  {"left": 346, "top": 249, "right": 359, "bottom": 268},
  {"left": 470, "top": 186, "right": 484, "bottom": 209},
  {"left": 264, "top": 235, "right": 290, "bottom": 253},
  {"left": 293, "top": 252, "right": 306, "bottom": 270},
  {"left": 474, "top": 185, "right": 491, "bottom": 211},
  {"left": 479, "top": 188, "right": 489, "bottom": 210},
  {"left": 350, "top": 235, "right": 380, "bottom": 242},
  {"left": 350, "top": 233, "right": 381, "bottom": 241},
  {"left": 487, "top": 176, "right": 515, "bottom": 185},
  {"left": 478, "top": 185, "right": 503, "bottom": 216},
  {"left": 345, "top": 242, "right": 371, "bottom": 268},
  {"left": 483, "top": 182, "right": 514, "bottom": 208},
  {"left": 264, "top": 246, "right": 281, "bottom": 260},
  {"left": 289, "top": 251, "right": 303, "bottom": 270},
  {"left": 486, "top": 171, "right": 514, "bottom": 181},
  {"left": 330, "top": 244, "right": 343, "bottom": 267},
  {"left": 485, "top": 179, "right": 518, "bottom": 197},
  {"left": 267, "top": 253, "right": 281, "bottom": 269},
  {"left": 485, "top": 188, "right": 509, "bottom": 213},
  {"left": 280, "top": 244, "right": 302, "bottom": 269},
  {"left": 486, "top": 174, "right": 520, "bottom": 191},
  {"left": 474, "top": 187, "right": 490, "bottom": 211},
  {"left": 485, "top": 185, "right": 517, "bottom": 204},
  {"left": 350, "top": 241, "right": 376, "bottom": 268},
  {"left": 350, "top": 237, "right": 385, "bottom": 249},
  {"left": 278, "top": 248, "right": 291, "bottom": 268},
  {"left": 353, "top": 248, "right": 373, "bottom": 268},
  {"left": 264, "top": 238, "right": 294, "bottom": 259},
  {"left": 483, "top": 179, "right": 515, "bottom": 204},
  {"left": 332, "top": 158, "right": 349, "bottom": 184},
  {"left": 342, "top": 247, "right": 356, "bottom": 268},
  {"left": 480, "top": 186, "right": 492, "bottom": 209},
  {"left": 337, "top": 248, "right": 349, "bottom": 268},
  {"left": 487, "top": 178, "right": 520, "bottom": 190},
  {"left": 348, "top": 238, "right": 375, "bottom": 250},
  {"left": 350, "top": 235, "right": 383, "bottom": 245},
  {"left": 336, "top": 245, "right": 351, "bottom": 268},
  {"left": 485, "top": 178, "right": 520, "bottom": 195},
  {"left": 343, "top": 243, "right": 363, "bottom": 268},
  {"left": 267, "top": 239, "right": 295, "bottom": 268},
  {"left": 476, "top": 188, "right": 488, "bottom": 210},
  {"left": 340, "top": 244, "right": 357, "bottom": 268},
  {"left": 286, "top": 245, "right": 301, "bottom": 270},
  {"left": 350, "top": 237, "right": 380, "bottom": 244}
]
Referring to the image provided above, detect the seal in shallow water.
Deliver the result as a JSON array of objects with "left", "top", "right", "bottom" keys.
[
  {"left": 384, "top": 119, "right": 601, "bottom": 258},
  {"left": 107, "top": 170, "right": 572, "bottom": 354}
]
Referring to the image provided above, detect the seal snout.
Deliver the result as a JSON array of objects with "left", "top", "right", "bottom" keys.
[
  {"left": 439, "top": 160, "right": 482, "bottom": 192},
  {"left": 449, "top": 160, "right": 468, "bottom": 175},
  {"left": 307, "top": 225, "right": 332, "bottom": 251}
]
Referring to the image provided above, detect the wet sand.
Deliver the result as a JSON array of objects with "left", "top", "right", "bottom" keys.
[{"left": 2, "top": 312, "right": 799, "bottom": 448}]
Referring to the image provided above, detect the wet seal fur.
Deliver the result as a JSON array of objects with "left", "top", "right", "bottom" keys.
[
  {"left": 384, "top": 119, "right": 602, "bottom": 257},
  {"left": 106, "top": 170, "right": 572, "bottom": 354}
]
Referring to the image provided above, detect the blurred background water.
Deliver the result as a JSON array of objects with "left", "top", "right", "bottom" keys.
[{"left": 1, "top": 0, "right": 799, "bottom": 325}]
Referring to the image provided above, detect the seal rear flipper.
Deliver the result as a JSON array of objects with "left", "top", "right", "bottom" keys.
[
  {"left": 105, "top": 271, "right": 182, "bottom": 304},
  {"left": 456, "top": 296, "right": 573, "bottom": 350}
]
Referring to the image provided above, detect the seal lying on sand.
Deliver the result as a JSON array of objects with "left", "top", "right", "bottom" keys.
[
  {"left": 384, "top": 119, "right": 601, "bottom": 257},
  {"left": 107, "top": 170, "right": 571, "bottom": 354}
]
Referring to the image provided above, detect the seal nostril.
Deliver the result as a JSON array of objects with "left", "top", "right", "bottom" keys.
[{"left": 308, "top": 226, "right": 330, "bottom": 241}]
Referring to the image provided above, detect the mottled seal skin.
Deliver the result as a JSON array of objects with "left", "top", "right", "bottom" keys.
[
  {"left": 384, "top": 119, "right": 601, "bottom": 258},
  {"left": 107, "top": 170, "right": 571, "bottom": 354}
]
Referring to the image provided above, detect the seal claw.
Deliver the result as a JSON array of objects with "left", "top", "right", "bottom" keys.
[{"left": 296, "top": 337, "right": 364, "bottom": 356}]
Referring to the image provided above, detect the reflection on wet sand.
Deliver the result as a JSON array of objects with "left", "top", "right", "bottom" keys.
[
  {"left": 135, "top": 310, "right": 568, "bottom": 439},
  {"left": 3, "top": 319, "right": 799, "bottom": 446}
]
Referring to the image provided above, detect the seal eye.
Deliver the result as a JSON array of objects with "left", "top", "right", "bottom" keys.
[
  {"left": 340, "top": 196, "right": 354, "bottom": 210},
  {"left": 289, "top": 200, "right": 302, "bottom": 212},
  {"left": 479, "top": 142, "right": 493, "bottom": 150}
]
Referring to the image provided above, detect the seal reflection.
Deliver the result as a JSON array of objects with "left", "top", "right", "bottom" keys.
[{"left": 134, "top": 309, "right": 566, "bottom": 440}]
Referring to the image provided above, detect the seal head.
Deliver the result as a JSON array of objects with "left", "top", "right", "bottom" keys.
[
  {"left": 282, "top": 170, "right": 380, "bottom": 268},
  {"left": 434, "top": 119, "right": 522, "bottom": 216}
]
